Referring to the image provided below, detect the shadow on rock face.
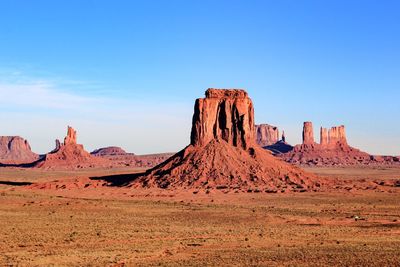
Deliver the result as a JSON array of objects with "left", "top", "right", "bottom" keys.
[
  {"left": 264, "top": 141, "right": 294, "bottom": 154},
  {"left": 90, "top": 172, "right": 146, "bottom": 187}
]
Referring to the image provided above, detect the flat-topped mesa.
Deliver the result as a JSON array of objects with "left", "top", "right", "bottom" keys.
[
  {"left": 255, "top": 124, "right": 279, "bottom": 147},
  {"left": 190, "top": 88, "right": 255, "bottom": 149},
  {"left": 64, "top": 126, "right": 77, "bottom": 145},
  {"left": 328, "top": 125, "right": 347, "bottom": 146},
  {"left": 91, "top": 146, "right": 128, "bottom": 156},
  {"left": 302, "top": 121, "right": 315, "bottom": 145},
  {"left": 205, "top": 88, "right": 248, "bottom": 99},
  {"left": 0, "top": 136, "right": 40, "bottom": 164},
  {"left": 320, "top": 127, "right": 329, "bottom": 147}
]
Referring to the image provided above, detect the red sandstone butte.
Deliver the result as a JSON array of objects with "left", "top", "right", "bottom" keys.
[
  {"left": 255, "top": 124, "right": 280, "bottom": 147},
  {"left": 190, "top": 89, "right": 254, "bottom": 149},
  {"left": 302, "top": 121, "right": 315, "bottom": 145},
  {"left": 328, "top": 125, "right": 347, "bottom": 147},
  {"left": 280, "top": 122, "right": 399, "bottom": 166},
  {"left": 134, "top": 89, "right": 322, "bottom": 192},
  {"left": 35, "top": 126, "right": 109, "bottom": 169},
  {"left": 64, "top": 126, "right": 77, "bottom": 145},
  {"left": 320, "top": 127, "right": 329, "bottom": 147},
  {"left": 0, "top": 136, "right": 40, "bottom": 164}
]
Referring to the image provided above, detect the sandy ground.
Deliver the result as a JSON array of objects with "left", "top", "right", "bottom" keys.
[{"left": 0, "top": 166, "right": 399, "bottom": 266}]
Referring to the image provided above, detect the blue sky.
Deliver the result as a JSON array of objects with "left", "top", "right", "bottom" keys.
[{"left": 0, "top": 0, "right": 399, "bottom": 155}]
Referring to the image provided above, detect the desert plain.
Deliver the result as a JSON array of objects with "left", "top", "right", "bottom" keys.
[{"left": 1, "top": 165, "right": 399, "bottom": 266}]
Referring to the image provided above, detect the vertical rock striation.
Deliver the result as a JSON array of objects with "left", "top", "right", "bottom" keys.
[
  {"left": 0, "top": 136, "right": 40, "bottom": 164},
  {"left": 191, "top": 89, "right": 255, "bottom": 149},
  {"left": 320, "top": 127, "right": 329, "bottom": 147},
  {"left": 302, "top": 122, "right": 315, "bottom": 145},
  {"left": 135, "top": 88, "right": 320, "bottom": 191},
  {"left": 328, "top": 125, "right": 347, "bottom": 146},
  {"left": 35, "top": 126, "right": 109, "bottom": 169},
  {"left": 255, "top": 124, "right": 280, "bottom": 147},
  {"left": 64, "top": 126, "right": 77, "bottom": 145},
  {"left": 279, "top": 122, "right": 398, "bottom": 166}
]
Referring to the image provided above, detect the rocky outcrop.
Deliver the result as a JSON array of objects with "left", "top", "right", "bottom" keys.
[
  {"left": 64, "top": 126, "right": 77, "bottom": 145},
  {"left": 191, "top": 89, "right": 254, "bottom": 149},
  {"left": 134, "top": 89, "right": 322, "bottom": 192},
  {"left": 302, "top": 122, "right": 315, "bottom": 145},
  {"left": 91, "top": 146, "right": 172, "bottom": 168},
  {"left": 255, "top": 124, "right": 279, "bottom": 147},
  {"left": 320, "top": 127, "right": 329, "bottom": 147},
  {"left": 0, "top": 136, "right": 40, "bottom": 164},
  {"left": 50, "top": 139, "right": 61, "bottom": 153},
  {"left": 91, "top": 147, "right": 129, "bottom": 156},
  {"left": 35, "top": 126, "right": 109, "bottom": 169},
  {"left": 280, "top": 122, "right": 398, "bottom": 166},
  {"left": 0, "top": 137, "right": 38, "bottom": 164},
  {"left": 328, "top": 126, "right": 347, "bottom": 147}
]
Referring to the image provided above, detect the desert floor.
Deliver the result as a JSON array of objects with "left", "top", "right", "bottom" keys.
[{"left": 0, "top": 166, "right": 399, "bottom": 266}]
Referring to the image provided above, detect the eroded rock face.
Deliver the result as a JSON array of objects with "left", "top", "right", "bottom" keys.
[
  {"left": 320, "top": 127, "right": 329, "bottom": 147},
  {"left": 64, "top": 126, "right": 77, "bottom": 145},
  {"left": 280, "top": 122, "right": 398, "bottom": 166},
  {"left": 255, "top": 124, "right": 279, "bottom": 147},
  {"left": 190, "top": 89, "right": 255, "bottom": 150},
  {"left": 91, "top": 146, "right": 128, "bottom": 156},
  {"left": 0, "top": 136, "right": 39, "bottom": 164},
  {"left": 135, "top": 89, "right": 321, "bottom": 192},
  {"left": 328, "top": 126, "right": 347, "bottom": 146},
  {"left": 91, "top": 147, "right": 173, "bottom": 168},
  {"left": 36, "top": 126, "right": 109, "bottom": 169},
  {"left": 302, "top": 122, "right": 315, "bottom": 144},
  {"left": 50, "top": 139, "right": 61, "bottom": 153}
]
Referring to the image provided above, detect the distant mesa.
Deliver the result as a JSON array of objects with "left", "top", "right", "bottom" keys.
[
  {"left": 255, "top": 124, "right": 294, "bottom": 154},
  {"left": 255, "top": 124, "right": 280, "bottom": 147},
  {"left": 35, "top": 126, "right": 109, "bottom": 169},
  {"left": 91, "top": 146, "right": 129, "bottom": 156},
  {"left": 279, "top": 121, "right": 399, "bottom": 166},
  {"left": 0, "top": 136, "right": 40, "bottom": 164},
  {"left": 133, "top": 88, "right": 322, "bottom": 192},
  {"left": 91, "top": 146, "right": 173, "bottom": 168}
]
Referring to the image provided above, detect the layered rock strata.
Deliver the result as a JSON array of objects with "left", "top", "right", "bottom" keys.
[
  {"left": 255, "top": 124, "right": 280, "bottom": 147},
  {"left": 134, "top": 89, "right": 322, "bottom": 192},
  {"left": 0, "top": 136, "right": 40, "bottom": 164},
  {"left": 302, "top": 122, "right": 315, "bottom": 145},
  {"left": 35, "top": 126, "right": 109, "bottom": 169},
  {"left": 280, "top": 122, "right": 398, "bottom": 166}
]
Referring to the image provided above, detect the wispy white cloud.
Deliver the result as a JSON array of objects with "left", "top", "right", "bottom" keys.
[
  {"left": 0, "top": 81, "right": 104, "bottom": 110},
  {"left": 0, "top": 69, "right": 192, "bottom": 154}
]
